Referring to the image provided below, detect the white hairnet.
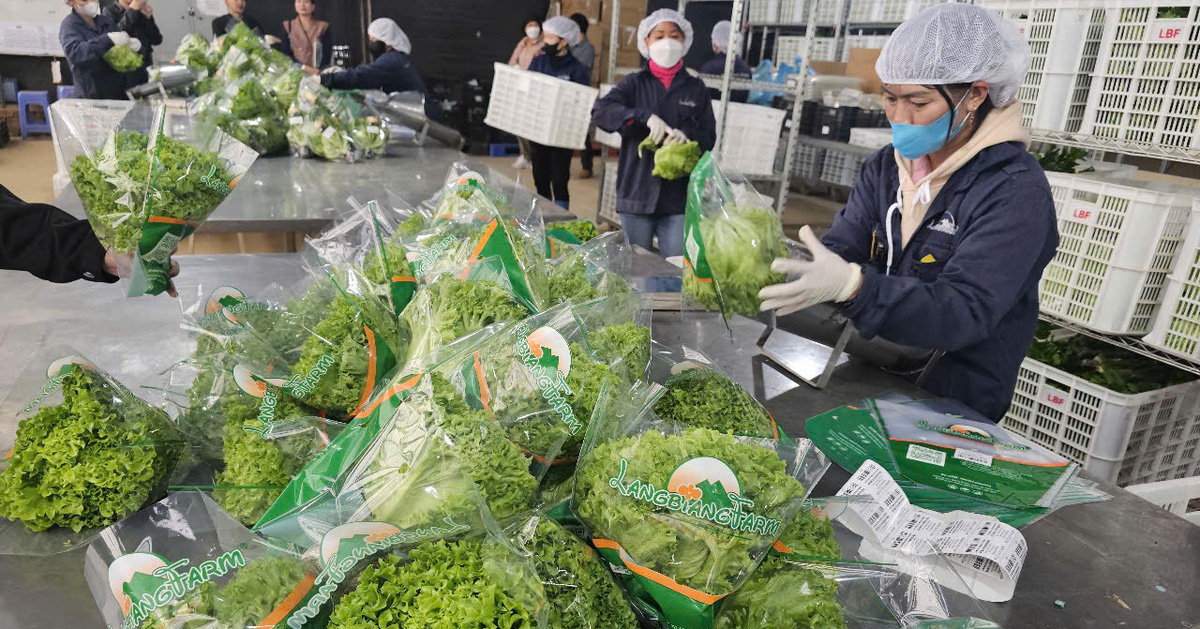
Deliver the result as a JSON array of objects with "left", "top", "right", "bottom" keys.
[
  {"left": 875, "top": 3, "right": 1030, "bottom": 106},
  {"left": 543, "top": 16, "right": 581, "bottom": 45},
  {"left": 711, "top": 20, "right": 733, "bottom": 53},
  {"left": 637, "top": 8, "right": 694, "bottom": 58},
  {"left": 367, "top": 18, "right": 412, "bottom": 55}
]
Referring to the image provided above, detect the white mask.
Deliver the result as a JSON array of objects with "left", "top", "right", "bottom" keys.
[
  {"left": 525, "top": 26, "right": 541, "bottom": 40},
  {"left": 79, "top": 1, "right": 101, "bottom": 17},
  {"left": 648, "top": 38, "right": 685, "bottom": 68}
]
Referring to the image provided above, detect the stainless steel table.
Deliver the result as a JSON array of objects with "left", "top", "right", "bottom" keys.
[
  {"left": 52, "top": 148, "right": 576, "bottom": 234},
  {"left": 0, "top": 255, "right": 1196, "bottom": 629}
]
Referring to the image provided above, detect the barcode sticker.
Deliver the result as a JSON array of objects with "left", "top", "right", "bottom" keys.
[
  {"left": 954, "top": 448, "right": 993, "bottom": 467},
  {"left": 906, "top": 444, "right": 946, "bottom": 467}
]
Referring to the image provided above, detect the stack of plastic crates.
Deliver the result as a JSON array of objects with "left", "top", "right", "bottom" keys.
[
  {"left": 1146, "top": 199, "right": 1200, "bottom": 359},
  {"left": 1038, "top": 171, "right": 1196, "bottom": 335},
  {"left": 841, "top": 33, "right": 889, "bottom": 60},
  {"left": 979, "top": 0, "right": 1108, "bottom": 132},
  {"left": 820, "top": 146, "right": 868, "bottom": 187},
  {"left": 777, "top": 0, "right": 809, "bottom": 24},
  {"left": 812, "top": 0, "right": 848, "bottom": 25},
  {"left": 849, "top": 127, "right": 892, "bottom": 150},
  {"left": 792, "top": 141, "right": 826, "bottom": 182},
  {"left": 715, "top": 102, "right": 787, "bottom": 176},
  {"left": 1080, "top": 1, "right": 1200, "bottom": 149},
  {"left": 485, "top": 63, "right": 599, "bottom": 149},
  {"left": 749, "top": 0, "right": 780, "bottom": 24},
  {"left": 1002, "top": 356, "right": 1200, "bottom": 484},
  {"left": 848, "top": 0, "right": 910, "bottom": 23},
  {"left": 776, "top": 36, "right": 836, "bottom": 63}
]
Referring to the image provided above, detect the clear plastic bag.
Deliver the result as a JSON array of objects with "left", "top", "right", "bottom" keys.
[
  {"left": 85, "top": 491, "right": 321, "bottom": 629},
  {"left": 53, "top": 101, "right": 258, "bottom": 296},
  {"left": 307, "top": 197, "right": 419, "bottom": 317},
  {"left": 0, "top": 348, "right": 186, "bottom": 554},
  {"left": 648, "top": 342, "right": 784, "bottom": 440},
  {"left": 175, "top": 32, "right": 216, "bottom": 74},
  {"left": 572, "top": 382, "right": 830, "bottom": 629},
  {"left": 192, "top": 75, "right": 289, "bottom": 155},
  {"left": 683, "top": 152, "right": 787, "bottom": 319},
  {"left": 714, "top": 497, "right": 1001, "bottom": 629},
  {"left": 545, "top": 219, "right": 599, "bottom": 258},
  {"left": 542, "top": 231, "right": 635, "bottom": 308},
  {"left": 285, "top": 76, "right": 379, "bottom": 163}
]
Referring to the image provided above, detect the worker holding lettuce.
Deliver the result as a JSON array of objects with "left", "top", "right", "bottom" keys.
[
  {"left": 758, "top": 4, "right": 1058, "bottom": 423},
  {"left": 528, "top": 16, "right": 591, "bottom": 210},
  {"left": 592, "top": 9, "right": 716, "bottom": 258},
  {"left": 320, "top": 18, "right": 441, "bottom": 122}
]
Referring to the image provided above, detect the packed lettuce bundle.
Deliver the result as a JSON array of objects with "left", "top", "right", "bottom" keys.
[
  {"left": 648, "top": 344, "right": 780, "bottom": 439},
  {"left": 307, "top": 198, "right": 422, "bottom": 317},
  {"left": 573, "top": 384, "right": 829, "bottom": 629},
  {"left": 542, "top": 231, "right": 634, "bottom": 307},
  {"left": 252, "top": 361, "right": 563, "bottom": 551},
  {"left": 507, "top": 514, "right": 639, "bottom": 629},
  {"left": 193, "top": 75, "right": 289, "bottom": 155},
  {"left": 640, "top": 137, "right": 702, "bottom": 180},
  {"left": 683, "top": 152, "right": 787, "bottom": 318},
  {"left": 286, "top": 77, "right": 388, "bottom": 162},
  {"left": 103, "top": 41, "right": 143, "bottom": 73},
  {"left": 430, "top": 298, "right": 650, "bottom": 463},
  {"left": 175, "top": 32, "right": 215, "bottom": 74},
  {"left": 545, "top": 219, "right": 598, "bottom": 258},
  {"left": 53, "top": 101, "right": 257, "bottom": 296},
  {"left": 398, "top": 261, "right": 526, "bottom": 364},
  {"left": 85, "top": 492, "right": 323, "bottom": 629},
  {"left": 0, "top": 351, "right": 185, "bottom": 552},
  {"left": 228, "top": 265, "right": 405, "bottom": 422}
]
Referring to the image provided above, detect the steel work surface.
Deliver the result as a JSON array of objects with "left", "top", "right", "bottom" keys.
[
  {"left": 52, "top": 148, "right": 575, "bottom": 233},
  {"left": 0, "top": 255, "right": 1196, "bottom": 628}
]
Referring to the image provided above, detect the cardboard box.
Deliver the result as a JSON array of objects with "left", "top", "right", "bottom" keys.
[
  {"left": 847, "top": 47, "right": 883, "bottom": 93},
  {"left": 0, "top": 104, "right": 19, "bottom": 137},
  {"left": 809, "top": 61, "right": 847, "bottom": 76}
]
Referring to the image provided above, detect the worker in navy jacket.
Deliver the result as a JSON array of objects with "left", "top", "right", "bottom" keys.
[
  {"left": 59, "top": 0, "right": 140, "bottom": 99},
  {"left": 758, "top": 5, "right": 1057, "bottom": 422},
  {"left": 697, "top": 20, "right": 752, "bottom": 103},
  {"left": 592, "top": 9, "right": 716, "bottom": 258},
  {"left": 320, "top": 18, "right": 441, "bottom": 122},
  {"left": 103, "top": 0, "right": 164, "bottom": 87},
  {"left": 526, "top": 16, "right": 591, "bottom": 209}
]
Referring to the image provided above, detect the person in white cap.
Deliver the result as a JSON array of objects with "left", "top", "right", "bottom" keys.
[
  {"left": 591, "top": 8, "right": 717, "bottom": 258},
  {"left": 508, "top": 16, "right": 545, "bottom": 170},
  {"left": 526, "top": 16, "right": 591, "bottom": 210},
  {"left": 697, "top": 20, "right": 751, "bottom": 102},
  {"left": 320, "top": 17, "right": 440, "bottom": 122},
  {"left": 758, "top": 3, "right": 1057, "bottom": 423}
]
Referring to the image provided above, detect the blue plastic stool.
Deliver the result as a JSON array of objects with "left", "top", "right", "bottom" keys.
[
  {"left": 488, "top": 143, "right": 520, "bottom": 157},
  {"left": 56, "top": 85, "right": 75, "bottom": 101},
  {"left": 16, "top": 91, "right": 51, "bottom": 139}
]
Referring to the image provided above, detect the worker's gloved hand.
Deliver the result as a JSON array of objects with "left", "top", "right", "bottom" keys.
[
  {"left": 104, "top": 249, "right": 180, "bottom": 298},
  {"left": 264, "top": 34, "right": 282, "bottom": 46},
  {"left": 664, "top": 128, "right": 689, "bottom": 146},
  {"left": 128, "top": 37, "right": 142, "bottom": 52},
  {"left": 758, "top": 226, "right": 862, "bottom": 316},
  {"left": 108, "top": 31, "right": 131, "bottom": 47},
  {"left": 646, "top": 114, "right": 672, "bottom": 144}
]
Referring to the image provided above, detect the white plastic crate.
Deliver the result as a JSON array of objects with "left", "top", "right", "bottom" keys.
[
  {"left": 812, "top": 0, "right": 847, "bottom": 25},
  {"left": 1002, "top": 356, "right": 1200, "bottom": 484},
  {"left": 820, "top": 147, "right": 867, "bottom": 187},
  {"left": 777, "top": 0, "right": 808, "bottom": 24},
  {"left": 1081, "top": 1, "right": 1200, "bottom": 149},
  {"left": 841, "top": 33, "right": 889, "bottom": 61},
  {"left": 792, "top": 142, "right": 826, "bottom": 181},
  {"left": 715, "top": 102, "right": 787, "bottom": 176},
  {"left": 978, "top": 0, "right": 1108, "bottom": 133},
  {"left": 593, "top": 84, "right": 621, "bottom": 149},
  {"left": 750, "top": 0, "right": 781, "bottom": 24},
  {"left": 598, "top": 159, "right": 619, "bottom": 226},
  {"left": 486, "top": 63, "right": 599, "bottom": 150},
  {"left": 1146, "top": 198, "right": 1200, "bottom": 359},
  {"left": 1038, "top": 171, "right": 1196, "bottom": 335},
  {"left": 776, "top": 36, "right": 836, "bottom": 64},
  {"left": 849, "top": 127, "right": 892, "bottom": 150},
  {"left": 849, "top": 0, "right": 910, "bottom": 23}
]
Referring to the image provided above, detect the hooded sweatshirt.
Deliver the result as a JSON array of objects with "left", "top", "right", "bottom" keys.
[{"left": 895, "top": 102, "right": 1029, "bottom": 247}]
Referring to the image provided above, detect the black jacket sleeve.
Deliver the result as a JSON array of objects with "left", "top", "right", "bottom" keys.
[
  {"left": 0, "top": 185, "right": 117, "bottom": 284},
  {"left": 319, "top": 28, "right": 333, "bottom": 67}
]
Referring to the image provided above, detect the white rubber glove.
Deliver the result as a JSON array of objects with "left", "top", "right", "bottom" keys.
[
  {"left": 664, "top": 128, "right": 689, "bottom": 146},
  {"left": 264, "top": 34, "right": 282, "bottom": 46},
  {"left": 108, "top": 31, "right": 131, "bottom": 46},
  {"left": 758, "top": 226, "right": 862, "bottom": 316},
  {"left": 646, "top": 114, "right": 672, "bottom": 144},
  {"left": 128, "top": 37, "right": 142, "bottom": 52}
]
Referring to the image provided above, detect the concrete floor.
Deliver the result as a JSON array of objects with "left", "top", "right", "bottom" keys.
[
  {"left": 0, "top": 137, "right": 58, "bottom": 204},
  {"left": 0, "top": 138, "right": 845, "bottom": 236}
]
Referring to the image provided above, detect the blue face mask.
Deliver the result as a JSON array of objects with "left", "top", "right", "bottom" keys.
[{"left": 889, "top": 90, "right": 971, "bottom": 160}]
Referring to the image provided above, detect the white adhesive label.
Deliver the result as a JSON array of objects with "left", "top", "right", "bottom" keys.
[
  {"left": 1067, "top": 205, "right": 1099, "bottom": 226},
  {"left": 367, "top": 125, "right": 379, "bottom": 135},
  {"left": 954, "top": 448, "right": 994, "bottom": 467},
  {"left": 1148, "top": 18, "right": 1189, "bottom": 43},
  {"left": 835, "top": 460, "right": 1028, "bottom": 603},
  {"left": 907, "top": 443, "right": 946, "bottom": 467},
  {"left": 1040, "top": 384, "right": 1070, "bottom": 408},
  {"left": 322, "top": 126, "right": 336, "bottom": 139},
  {"left": 289, "top": 116, "right": 303, "bottom": 125}
]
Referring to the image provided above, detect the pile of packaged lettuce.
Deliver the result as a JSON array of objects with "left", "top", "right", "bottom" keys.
[
  {"left": 0, "top": 160, "right": 999, "bottom": 629},
  {"left": 172, "top": 24, "right": 386, "bottom": 161}
]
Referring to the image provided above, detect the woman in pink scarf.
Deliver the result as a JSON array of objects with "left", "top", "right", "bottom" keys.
[{"left": 281, "top": 0, "right": 332, "bottom": 74}]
